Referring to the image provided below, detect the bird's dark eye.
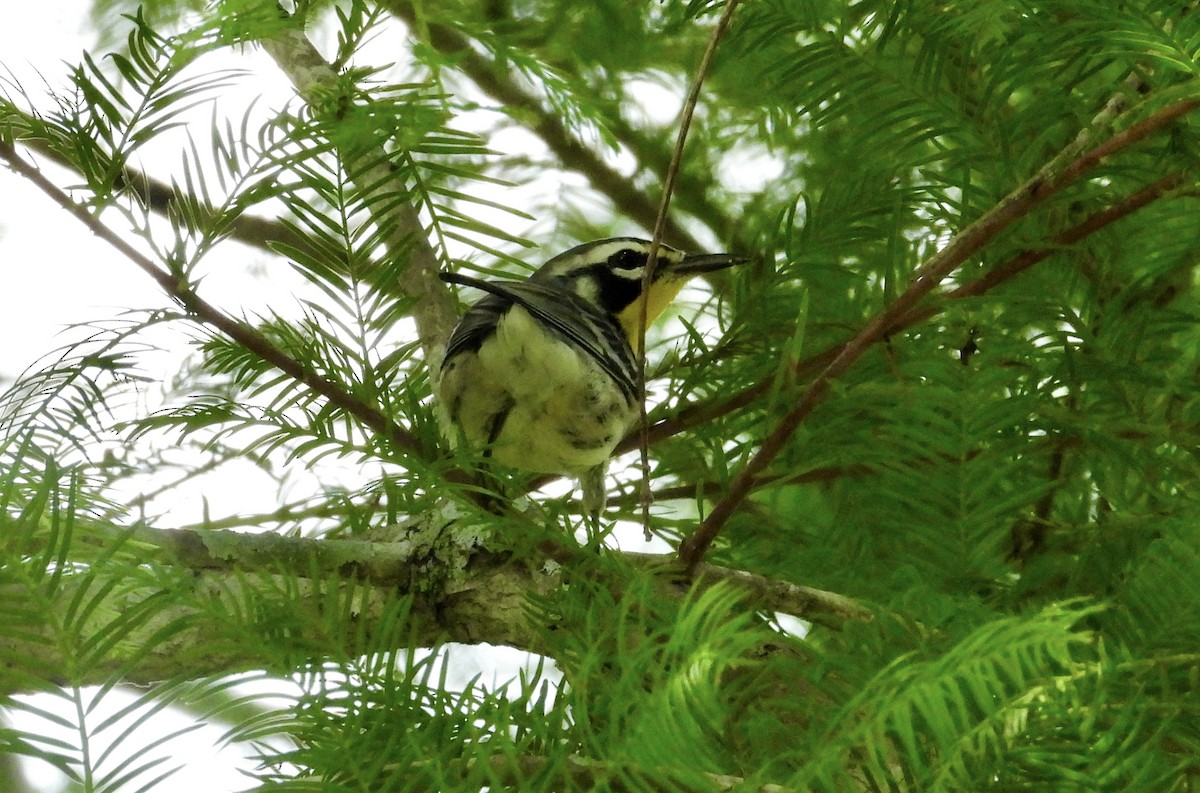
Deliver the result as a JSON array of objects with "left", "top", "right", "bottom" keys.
[{"left": 608, "top": 249, "right": 646, "bottom": 270}]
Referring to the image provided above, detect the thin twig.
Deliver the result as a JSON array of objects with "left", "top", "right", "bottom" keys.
[
  {"left": 637, "top": 0, "right": 743, "bottom": 539},
  {"left": 606, "top": 465, "right": 860, "bottom": 508},
  {"left": 622, "top": 552, "right": 872, "bottom": 629},
  {"left": 677, "top": 97, "right": 1200, "bottom": 573},
  {"left": 0, "top": 140, "right": 426, "bottom": 458}
]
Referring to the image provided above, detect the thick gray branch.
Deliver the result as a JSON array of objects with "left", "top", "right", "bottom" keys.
[{"left": 0, "top": 523, "right": 867, "bottom": 691}]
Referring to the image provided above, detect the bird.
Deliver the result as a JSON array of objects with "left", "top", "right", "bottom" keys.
[{"left": 436, "top": 237, "right": 746, "bottom": 519}]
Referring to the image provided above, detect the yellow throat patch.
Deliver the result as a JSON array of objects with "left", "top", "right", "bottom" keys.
[{"left": 616, "top": 276, "right": 687, "bottom": 348}]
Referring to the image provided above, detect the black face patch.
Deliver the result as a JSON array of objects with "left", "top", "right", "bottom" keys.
[{"left": 585, "top": 263, "right": 643, "bottom": 314}]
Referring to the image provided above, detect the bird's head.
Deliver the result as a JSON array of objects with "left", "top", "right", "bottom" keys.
[{"left": 533, "top": 237, "right": 746, "bottom": 342}]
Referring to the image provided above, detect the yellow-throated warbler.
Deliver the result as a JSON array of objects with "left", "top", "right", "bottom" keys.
[{"left": 436, "top": 237, "right": 745, "bottom": 514}]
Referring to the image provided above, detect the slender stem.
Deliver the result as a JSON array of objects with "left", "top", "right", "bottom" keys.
[
  {"left": 637, "top": 0, "right": 743, "bottom": 537},
  {"left": 378, "top": 0, "right": 710, "bottom": 253}
]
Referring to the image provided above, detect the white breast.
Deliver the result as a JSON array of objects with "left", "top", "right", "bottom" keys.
[{"left": 438, "top": 307, "right": 635, "bottom": 474}]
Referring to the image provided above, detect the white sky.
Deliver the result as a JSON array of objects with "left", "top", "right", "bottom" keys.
[{"left": 2, "top": 4, "right": 147, "bottom": 379}]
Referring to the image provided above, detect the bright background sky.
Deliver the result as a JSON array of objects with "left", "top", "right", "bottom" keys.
[
  {"left": 4, "top": 5, "right": 280, "bottom": 789},
  {"left": 0, "top": 9, "right": 244, "bottom": 789},
  {"left": 2, "top": 3, "right": 151, "bottom": 379}
]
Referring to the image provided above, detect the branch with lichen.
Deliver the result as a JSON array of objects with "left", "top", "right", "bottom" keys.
[{"left": 0, "top": 518, "right": 867, "bottom": 691}]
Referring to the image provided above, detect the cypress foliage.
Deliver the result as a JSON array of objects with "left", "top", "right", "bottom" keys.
[{"left": 2, "top": 1, "right": 1199, "bottom": 790}]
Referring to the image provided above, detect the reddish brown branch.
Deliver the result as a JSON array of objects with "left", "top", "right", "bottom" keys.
[
  {"left": 637, "top": 170, "right": 1189, "bottom": 454},
  {"left": 1051, "top": 99, "right": 1200, "bottom": 188},
  {"left": 677, "top": 99, "right": 1200, "bottom": 573},
  {"left": 891, "top": 171, "right": 1189, "bottom": 329}
]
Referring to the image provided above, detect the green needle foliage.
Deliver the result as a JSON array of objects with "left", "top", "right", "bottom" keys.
[{"left": 2, "top": 0, "right": 1200, "bottom": 791}]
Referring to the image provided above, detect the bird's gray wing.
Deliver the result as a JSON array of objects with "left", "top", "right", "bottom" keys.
[{"left": 440, "top": 272, "right": 636, "bottom": 400}]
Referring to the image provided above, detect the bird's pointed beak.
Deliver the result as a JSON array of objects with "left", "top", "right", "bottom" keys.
[{"left": 670, "top": 251, "right": 750, "bottom": 276}]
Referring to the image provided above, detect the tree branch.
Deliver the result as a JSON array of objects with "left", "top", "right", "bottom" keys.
[
  {"left": 686, "top": 558, "right": 872, "bottom": 627},
  {"left": 677, "top": 96, "right": 1200, "bottom": 572},
  {"left": 149, "top": 523, "right": 868, "bottom": 627},
  {"left": 10, "top": 132, "right": 305, "bottom": 255},
  {"left": 0, "top": 521, "right": 866, "bottom": 690},
  {"left": 942, "top": 172, "right": 1188, "bottom": 301},
  {"left": 0, "top": 139, "right": 428, "bottom": 460},
  {"left": 257, "top": 13, "right": 458, "bottom": 362},
  {"left": 606, "top": 465, "right": 861, "bottom": 508}
]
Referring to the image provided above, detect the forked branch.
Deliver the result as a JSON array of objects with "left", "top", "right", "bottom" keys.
[
  {"left": 624, "top": 168, "right": 1193, "bottom": 456},
  {"left": 677, "top": 97, "right": 1200, "bottom": 572}
]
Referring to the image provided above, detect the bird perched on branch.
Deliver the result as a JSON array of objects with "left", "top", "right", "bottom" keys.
[{"left": 437, "top": 237, "right": 745, "bottom": 518}]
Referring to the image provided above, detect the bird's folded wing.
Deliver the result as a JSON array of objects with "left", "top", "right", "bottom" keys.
[{"left": 440, "top": 272, "right": 636, "bottom": 399}]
